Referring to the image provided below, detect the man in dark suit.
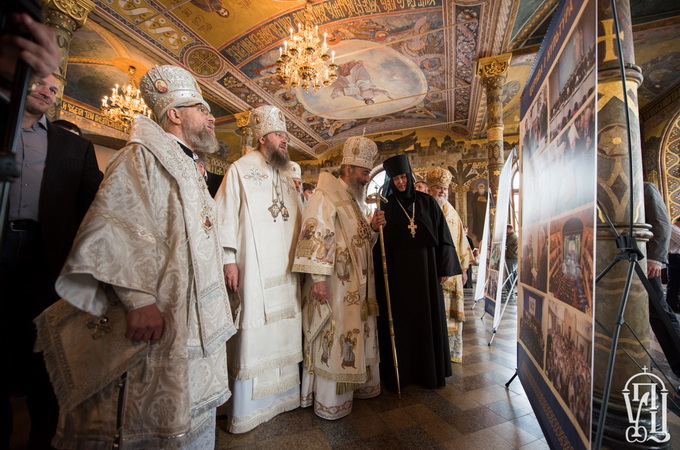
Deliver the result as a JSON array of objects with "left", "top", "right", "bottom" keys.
[
  {"left": 643, "top": 182, "right": 680, "bottom": 387},
  {"left": 1, "top": 73, "right": 103, "bottom": 449}
]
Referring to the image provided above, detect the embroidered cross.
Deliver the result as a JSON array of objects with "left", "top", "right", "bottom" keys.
[
  {"left": 86, "top": 316, "right": 112, "bottom": 340},
  {"left": 244, "top": 167, "right": 268, "bottom": 187}
]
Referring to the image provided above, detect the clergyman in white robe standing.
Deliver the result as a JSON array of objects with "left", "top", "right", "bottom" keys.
[
  {"left": 215, "top": 105, "right": 303, "bottom": 433},
  {"left": 292, "top": 136, "right": 385, "bottom": 419},
  {"left": 34, "top": 65, "right": 236, "bottom": 449}
]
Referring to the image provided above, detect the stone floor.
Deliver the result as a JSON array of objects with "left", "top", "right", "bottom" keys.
[
  {"left": 214, "top": 290, "right": 680, "bottom": 449},
  {"left": 9, "top": 289, "right": 680, "bottom": 449}
]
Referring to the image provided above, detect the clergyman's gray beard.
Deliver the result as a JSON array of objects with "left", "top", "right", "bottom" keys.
[
  {"left": 348, "top": 181, "right": 367, "bottom": 203},
  {"left": 267, "top": 147, "right": 290, "bottom": 170},
  {"left": 186, "top": 129, "right": 219, "bottom": 154},
  {"left": 435, "top": 196, "right": 447, "bottom": 207}
]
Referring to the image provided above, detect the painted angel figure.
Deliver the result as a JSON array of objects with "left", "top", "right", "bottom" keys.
[{"left": 330, "top": 60, "right": 392, "bottom": 105}]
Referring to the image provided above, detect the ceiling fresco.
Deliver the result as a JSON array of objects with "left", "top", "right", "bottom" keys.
[
  {"left": 632, "top": 18, "right": 680, "bottom": 109},
  {"left": 60, "top": 0, "right": 680, "bottom": 162}
]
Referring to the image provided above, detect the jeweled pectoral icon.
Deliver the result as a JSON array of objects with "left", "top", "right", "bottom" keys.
[{"left": 269, "top": 201, "right": 281, "bottom": 221}]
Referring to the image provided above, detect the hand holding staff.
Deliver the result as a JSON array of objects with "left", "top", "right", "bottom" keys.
[{"left": 367, "top": 192, "right": 401, "bottom": 399}]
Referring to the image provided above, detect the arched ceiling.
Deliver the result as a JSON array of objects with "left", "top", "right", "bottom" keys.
[{"left": 61, "top": 0, "right": 680, "bottom": 163}]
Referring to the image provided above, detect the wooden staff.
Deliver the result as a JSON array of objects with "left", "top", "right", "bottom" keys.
[{"left": 368, "top": 192, "right": 401, "bottom": 399}]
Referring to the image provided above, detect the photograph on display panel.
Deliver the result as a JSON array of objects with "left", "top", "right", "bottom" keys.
[
  {"left": 521, "top": 85, "right": 548, "bottom": 161},
  {"left": 517, "top": 0, "right": 596, "bottom": 447},
  {"left": 548, "top": 208, "right": 595, "bottom": 314},
  {"left": 544, "top": 300, "right": 593, "bottom": 436},
  {"left": 519, "top": 289, "right": 546, "bottom": 369},
  {"left": 548, "top": 0, "right": 596, "bottom": 126},
  {"left": 520, "top": 223, "right": 550, "bottom": 294}
]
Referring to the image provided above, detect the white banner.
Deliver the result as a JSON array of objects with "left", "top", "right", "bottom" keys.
[
  {"left": 473, "top": 198, "right": 490, "bottom": 303},
  {"left": 487, "top": 150, "right": 515, "bottom": 330}
]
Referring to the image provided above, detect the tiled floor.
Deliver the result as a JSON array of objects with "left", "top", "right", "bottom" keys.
[
  {"left": 214, "top": 292, "right": 548, "bottom": 449},
  {"left": 9, "top": 289, "right": 680, "bottom": 449},
  {"left": 213, "top": 290, "right": 680, "bottom": 449}
]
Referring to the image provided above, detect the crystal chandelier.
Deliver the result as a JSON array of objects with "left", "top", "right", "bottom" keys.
[
  {"left": 101, "top": 66, "right": 151, "bottom": 132},
  {"left": 276, "top": 0, "right": 338, "bottom": 92}
]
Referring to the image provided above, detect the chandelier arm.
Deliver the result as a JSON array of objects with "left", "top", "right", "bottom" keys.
[{"left": 101, "top": 66, "right": 152, "bottom": 132}]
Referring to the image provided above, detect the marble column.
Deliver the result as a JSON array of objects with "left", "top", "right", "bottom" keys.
[
  {"left": 477, "top": 53, "right": 511, "bottom": 227},
  {"left": 234, "top": 111, "right": 254, "bottom": 156},
  {"left": 42, "top": 0, "right": 95, "bottom": 118},
  {"left": 593, "top": 0, "right": 662, "bottom": 447}
]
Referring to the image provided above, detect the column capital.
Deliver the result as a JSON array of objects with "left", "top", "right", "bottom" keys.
[
  {"left": 42, "top": 0, "right": 96, "bottom": 30},
  {"left": 477, "top": 53, "right": 512, "bottom": 80},
  {"left": 234, "top": 111, "right": 251, "bottom": 128},
  {"left": 41, "top": 0, "right": 95, "bottom": 119},
  {"left": 235, "top": 111, "right": 254, "bottom": 156}
]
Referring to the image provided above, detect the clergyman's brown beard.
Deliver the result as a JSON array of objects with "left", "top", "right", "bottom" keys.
[{"left": 266, "top": 145, "right": 290, "bottom": 170}]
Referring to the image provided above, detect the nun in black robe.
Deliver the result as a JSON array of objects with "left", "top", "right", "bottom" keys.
[{"left": 374, "top": 155, "right": 462, "bottom": 390}]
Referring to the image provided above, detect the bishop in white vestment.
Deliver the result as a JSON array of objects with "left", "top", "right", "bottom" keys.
[
  {"left": 34, "top": 65, "right": 236, "bottom": 449},
  {"left": 292, "top": 137, "right": 384, "bottom": 419},
  {"left": 215, "top": 105, "right": 303, "bottom": 433}
]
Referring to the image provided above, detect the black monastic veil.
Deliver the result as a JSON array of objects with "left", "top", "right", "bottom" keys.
[{"left": 374, "top": 154, "right": 462, "bottom": 390}]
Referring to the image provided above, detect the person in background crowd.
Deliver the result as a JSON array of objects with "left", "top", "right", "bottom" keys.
[
  {"left": 2, "top": 73, "right": 103, "bottom": 449},
  {"left": 414, "top": 179, "right": 429, "bottom": 193},
  {"left": 51, "top": 119, "right": 82, "bottom": 136},
  {"left": 667, "top": 216, "right": 680, "bottom": 312},
  {"left": 290, "top": 161, "right": 305, "bottom": 205},
  {"left": 195, "top": 151, "right": 209, "bottom": 181},
  {"left": 303, "top": 182, "right": 316, "bottom": 202},
  {"left": 505, "top": 224, "right": 519, "bottom": 296},
  {"left": 471, "top": 182, "right": 488, "bottom": 245},
  {"left": 290, "top": 161, "right": 303, "bottom": 193},
  {"left": 463, "top": 226, "right": 476, "bottom": 288},
  {"left": 643, "top": 182, "right": 680, "bottom": 393}
]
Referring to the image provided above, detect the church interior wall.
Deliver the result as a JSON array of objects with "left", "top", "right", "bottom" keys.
[
  {"left": 93, "top": 145, "right": 118, "bottom": 173},
  {"left": 641, "top": 81, "right": 680, "bottom": 219}
]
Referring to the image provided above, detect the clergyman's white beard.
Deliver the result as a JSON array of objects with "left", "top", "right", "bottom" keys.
[
  {"left": 185, "top": 127, "right": 219, "bottom": 154},
  {"left": 435, "top": 196, "right": 448, "bottom": 207}
]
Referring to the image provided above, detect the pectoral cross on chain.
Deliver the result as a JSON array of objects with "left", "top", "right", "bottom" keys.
[{"left": 407, "top": 220, "right": 417, "bottom": 238}]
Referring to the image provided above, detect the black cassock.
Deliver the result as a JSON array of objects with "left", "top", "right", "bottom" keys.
[{"left": 374, "top": 191, "right": 462, "bottom": 390}]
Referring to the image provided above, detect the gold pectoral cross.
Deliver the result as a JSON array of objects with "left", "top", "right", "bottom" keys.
[{"left": 408, "top": 220, "right": 417, "bottom": 238}]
